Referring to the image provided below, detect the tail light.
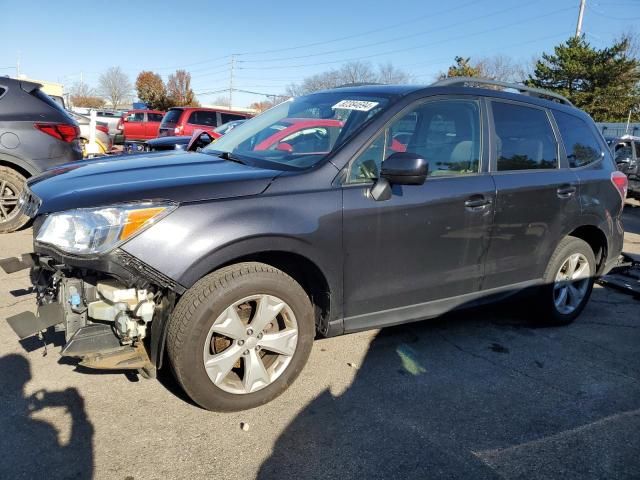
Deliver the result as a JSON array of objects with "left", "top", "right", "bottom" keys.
[
  {"left": 611, "top": 171, "right": 628, "bottom": 200},
  {"left": 117, "top": 119, "right": 123, "bottom": 131},
  {"left": 96, "top": 125, "right": 109, "bottom": 135},
  {"left": 174, "top": 125, "right": 183, "bottom": 135},
  {"left": 34, "top": 123, "right": 79, "bottom": 143}
]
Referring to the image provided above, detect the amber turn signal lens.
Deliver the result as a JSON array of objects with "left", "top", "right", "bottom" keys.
[{"left": 119, "top": 207, "right": 166, "bottom": 241}]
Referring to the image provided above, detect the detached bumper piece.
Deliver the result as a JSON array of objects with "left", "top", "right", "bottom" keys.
[
  {"left": 6, "top": 303, "right": 63, "bottom": 339},
  {"left": 0, "top": 253, "right": 35, "bottom": 274},
  {"left": 598, "top": 252, "right": 640, "bottom": 298}
]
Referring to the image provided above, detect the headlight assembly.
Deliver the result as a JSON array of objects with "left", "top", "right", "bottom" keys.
[{"left": 36, "top": 201, "right": 177, "bottom": 255}]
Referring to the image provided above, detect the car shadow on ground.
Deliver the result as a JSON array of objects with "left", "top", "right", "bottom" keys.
[
  {"left": 258, "top": 295, "right": 640, "bottom": 479},
  {"left": 0, "top": 353, "right": 94, "bottom": 479}
]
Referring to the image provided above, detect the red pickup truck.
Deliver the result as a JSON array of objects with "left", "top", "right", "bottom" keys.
[{"left": 118, "top": 109, "right": 164, "bottom": 141}]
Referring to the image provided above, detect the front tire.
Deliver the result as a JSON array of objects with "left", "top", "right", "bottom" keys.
[
  {"left": 166, "top": 262, "right": 315, "bottom": 411},
  {"left": 536, "top": 236, "right": 596, "bottom": 325}
]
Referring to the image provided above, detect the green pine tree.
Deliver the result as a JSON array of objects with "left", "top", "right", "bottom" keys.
[{"left": 527, "top": 36, "right": 640, "bottom": 122}]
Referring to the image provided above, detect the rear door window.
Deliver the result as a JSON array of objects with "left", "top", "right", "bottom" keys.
[
  {"left": 492, "top": 101, "right": 558, "bottom": 171},
  {"left": 127, "top": 112, "right": 145, "bottom": 122},
  {"left": 553, "top": 111, "right": 603, "bottom": 168},
  {"left": 147, "top": 113, "right": 163, "bottom": 122},
  {"left": 188, "top": 110, "right": 217, "bottom": 127}
]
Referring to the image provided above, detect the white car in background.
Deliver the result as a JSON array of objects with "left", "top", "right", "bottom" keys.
[{"left": 68, "top": 111, "right": 113, "bottom": 156}]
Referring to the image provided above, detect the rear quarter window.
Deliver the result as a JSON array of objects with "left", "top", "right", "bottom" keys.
[
  {"left": 188, "top": 110, "right": 217, "bottom": 126},
  {"left": 0, "top": 87, "right": 6, "bottom": 99},
  {"left": 220, "top": 113, "right": 246, "bottom": 123},
  {"left": 553, "top": 111, "right": 603, "bottom": 168}
]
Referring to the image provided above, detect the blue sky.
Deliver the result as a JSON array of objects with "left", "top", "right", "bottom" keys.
[{"left": 0, "top": 0, "right": 637, "bottom": 107}]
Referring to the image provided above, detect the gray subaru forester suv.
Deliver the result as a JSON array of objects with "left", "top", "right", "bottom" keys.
[{"left": 2, "top": 78, "right": 626, "bottom": 411}]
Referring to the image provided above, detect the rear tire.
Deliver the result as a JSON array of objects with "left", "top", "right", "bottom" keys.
[
  {"left": 535, "top": 236, "right": 596, "bottom": 325},
  {"left": 0, "top": 166, "right": 29, "bottom": 234},
  {"left": 166, "top": 262, "right": 315, "bottom": 411}
]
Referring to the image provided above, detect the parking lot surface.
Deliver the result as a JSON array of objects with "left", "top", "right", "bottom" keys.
[{"left": 1, "top": 202, "right": 639, "bottom": 480}]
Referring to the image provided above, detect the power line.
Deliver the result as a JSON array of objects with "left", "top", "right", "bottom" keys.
[
  {"left": 238, "top": 1, "right": 523, "bottom": 65},
  {"left": 236, "top": 6, "right": 575, "bottom": 71},
  {"left": 232, "top": 0, "right": 483, "bottom": 57}
]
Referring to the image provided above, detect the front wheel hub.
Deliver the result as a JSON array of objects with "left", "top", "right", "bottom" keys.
[{"left": 203, "top": 294, "right": 299, "bottom": 394}]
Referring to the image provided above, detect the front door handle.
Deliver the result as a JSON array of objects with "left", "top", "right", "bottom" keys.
[
  {"left": 557, "top": 184, "right": 577, "bottom": 198},
  {"left": 464, "top": 195, "right": 491, "bottom": 210}
]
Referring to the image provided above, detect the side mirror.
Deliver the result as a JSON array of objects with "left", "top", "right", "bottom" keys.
[
  {"left": 370, "top": 152, "right": 428, "bottom": 202},
  {"left": 380, "top": 152, "right": 428, "bottom": 185}
]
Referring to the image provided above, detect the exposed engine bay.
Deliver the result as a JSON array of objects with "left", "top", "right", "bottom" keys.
[{"left": 2, "top": 252, "right": 177, "bottom": 376}]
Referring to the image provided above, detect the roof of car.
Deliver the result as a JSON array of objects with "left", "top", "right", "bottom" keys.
[{"left": 315, "top": 82, "right": 589, "bottom": 119}]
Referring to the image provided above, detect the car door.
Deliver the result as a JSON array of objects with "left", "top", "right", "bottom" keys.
[
  {"left": 341, "top": 97, "right": 496, "bottom": 330},
  {"left": 482, "top": 99, "right": 580, "bottom": 290},
  {"left": 125, "top": 111, "right": 145, "bottom": 140},
  {"left": 144, "top": 112, "right": 163, "bottom": 139}
]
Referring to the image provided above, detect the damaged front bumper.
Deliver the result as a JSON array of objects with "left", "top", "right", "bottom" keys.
[{"left": 1, "top": 246, "right": 181, "bottom": 373}]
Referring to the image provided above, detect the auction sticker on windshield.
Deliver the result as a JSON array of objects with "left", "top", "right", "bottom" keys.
[{"left": 332, "top": 100, "right": 379, "bottom": 111}]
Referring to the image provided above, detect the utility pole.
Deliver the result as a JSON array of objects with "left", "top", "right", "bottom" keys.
[
  {"left": 575, "top": 0, "right": 586, "bottom": 37},
  {"left": 229, "top": 54, "right": 236, "bottom": 108}
]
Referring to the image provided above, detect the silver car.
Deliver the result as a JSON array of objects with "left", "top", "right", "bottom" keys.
[{"left": 69, "top": 112, "right": 113, "bottom": 156}]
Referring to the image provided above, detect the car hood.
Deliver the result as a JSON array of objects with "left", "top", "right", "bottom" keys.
[{"left": 28, "top": 151, "right": 281, "bottom": 214}]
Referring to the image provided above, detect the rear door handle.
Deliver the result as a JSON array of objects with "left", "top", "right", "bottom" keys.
[
  {"left": 557, "top": 185, "right": 577, "bottom": 198},
  {"left": 464, "top": 195, "right": 491, "bottom": 210}
]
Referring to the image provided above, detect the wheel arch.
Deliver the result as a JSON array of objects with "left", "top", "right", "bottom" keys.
[
  {"left": 216, "top": 250, "right": 333, "bottom": 336},
  {"left": 0, "top": 153, "right": 37, "bottom": 178},
  {"left": 568, "top": 224, "right": 608, "bottom": 275}
]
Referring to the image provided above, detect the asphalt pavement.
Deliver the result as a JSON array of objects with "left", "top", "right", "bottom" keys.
[{"left": 0, "top": 202, "right": 639, "bottom": 480}]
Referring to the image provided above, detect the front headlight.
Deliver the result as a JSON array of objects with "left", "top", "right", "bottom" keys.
[{"left": 36, "top": 201, "right": 177, "bottom": 255}]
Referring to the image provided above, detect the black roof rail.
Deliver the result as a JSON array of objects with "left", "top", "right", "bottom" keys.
[{"left": 431, "top": 77, "right": 573, "bottom": 106}]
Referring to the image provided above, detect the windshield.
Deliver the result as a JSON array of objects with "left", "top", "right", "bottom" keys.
[{"left": 204, "top": 92, "right": 391, "bottom": 169}]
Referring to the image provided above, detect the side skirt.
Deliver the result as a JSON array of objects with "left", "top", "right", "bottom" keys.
[{"left": 343, "top": 280, "right": 542, "bottom": 333}]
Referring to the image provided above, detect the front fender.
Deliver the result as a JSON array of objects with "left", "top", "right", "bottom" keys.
[{"left": 121, "top": 189, "right": 343, "bottom": 308}]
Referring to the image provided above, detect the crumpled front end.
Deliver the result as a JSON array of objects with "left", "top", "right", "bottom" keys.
[{"left": 1, "top": 189, "right": 181, "bottom": 374}]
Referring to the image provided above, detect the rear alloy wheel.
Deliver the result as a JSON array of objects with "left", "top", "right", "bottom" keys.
[
  {"left": 0, "top": 167, "right": 29, "bottom": 234},
  {"left": 538, "top": 236, "right": 596, "bottom": 325},
  {"left": 167, "top": 262, "right": 314, "bottom": 411},
  {"left": 553, "top": 253, "right": 591, "bottom": 315}
]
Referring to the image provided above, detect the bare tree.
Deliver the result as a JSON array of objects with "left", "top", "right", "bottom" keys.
[
  {"left": 285, "top": 61, "right": 411, "bottom": 96},
  {"left": 377, "top": 62, "right": 412, "bottom": 84},
  {"left": 69, "top": 82, "right": 105, "bottom": 108},
  {"left": 476, "top": 55, "right": 528, "bottom": 83},
  {"left": 212, "top": 95, "right": 230, "bottom": 107},
  {"left": 167, "top": 70, "right": 198, "bottom": 106},
  {"left": 338, "top": 60, "right": 377, "bottom": 84},
  {"left": 98, "top": 67, "right": 133, "bottom": 109}
]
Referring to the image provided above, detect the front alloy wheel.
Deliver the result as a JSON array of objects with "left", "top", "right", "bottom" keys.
[
  {"left": 203, "top": 294, "right": 298, "bottom": 394},
  {"left": 167, "top": 262, "right": 314, "bottom": 411}
]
